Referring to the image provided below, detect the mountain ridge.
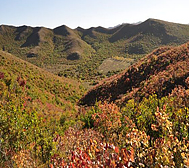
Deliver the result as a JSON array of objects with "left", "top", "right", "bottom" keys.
[{"left": 1, "top": 18, "right": 189, "bottom": 80}]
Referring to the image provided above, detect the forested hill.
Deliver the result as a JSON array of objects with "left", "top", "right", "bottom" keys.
[{"left": 79, "top": 42, "right": 189, "bottom": 105}]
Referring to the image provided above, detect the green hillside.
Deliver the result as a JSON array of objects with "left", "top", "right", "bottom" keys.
[
  {"left": 0, "top": 50, "right": 84, "bottom": 118},
  {"left": 1, "top": 19, "right": 189, "bottom": 81}
]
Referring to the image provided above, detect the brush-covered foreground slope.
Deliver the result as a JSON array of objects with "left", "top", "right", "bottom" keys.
[
  {"left": 0, "top": 51, "right": 85, "bottom": 167},
  {"left": 1, "top": 19, "right": 189, "bottom": 80},
  {"left": 0, "top": 50, "right": 84, "bottom": 118},
  {"left": 1, "top": 48, "right": 189, "bottom": 167},
  {"left": 79, "top": 42, "right": 189, "bottom": 105}
]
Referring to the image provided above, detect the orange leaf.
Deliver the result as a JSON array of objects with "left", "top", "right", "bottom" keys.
[
  {"left": 185, "top": 159, "right": 189, "bottom": 166},
  {"left": 110, "top": 159, "right": 116, "bottom": 168},
  {"left": 115, "top": 146, "right": 119, "bottom": 153},
  {"left": 95, "top": 148, "right": 100, "bottom": 153},
  {"left": 61, "top": 160, "right": 65, "bottom": 167},
  {"left": 130, "top": 147, "right": 134, "bottom": 162}
]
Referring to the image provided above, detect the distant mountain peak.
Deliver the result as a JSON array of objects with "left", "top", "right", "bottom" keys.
[{"left": 53, "top": 24, "right": 74, "bottom": 36}]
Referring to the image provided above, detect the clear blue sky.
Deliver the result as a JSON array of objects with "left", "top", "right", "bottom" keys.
[{"left": 0, "top": 0, "right": 188, "bottom": 29}]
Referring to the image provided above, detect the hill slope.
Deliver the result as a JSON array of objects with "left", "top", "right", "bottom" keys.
[
  {"left": 0, "top": 50, "right": 85, "bottom": 167},
  {"left": 0, "top": 24, "right": 94, "bottom": 77},
  {"left": 79, "top": 42, "right": 189, "bottom": 105},
  {"left": 109, "top": 19, "right": 189, "bottom": 44},
  {"left": 0, "top": 50, "right": 84, "bottom": 118},
  {"left": 1, "top": 19, "right": 189, "bottom": 80}
]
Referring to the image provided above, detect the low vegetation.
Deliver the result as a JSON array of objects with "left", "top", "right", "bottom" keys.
[
  {"left": 1, "top": 22, "right": 189, "bottom": 167},
  {"left": 1, "top": 85, "right": 189, "bottom": 167}
]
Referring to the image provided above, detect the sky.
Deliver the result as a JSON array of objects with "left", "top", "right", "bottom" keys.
[{"left": 0, "top": 0, "right": 189, "bottom": 29}]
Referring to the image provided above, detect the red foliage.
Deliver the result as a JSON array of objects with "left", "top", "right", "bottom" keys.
[
  {"left": 19, "top": 80, "right": 26, "bottom": 87},
  {"left": 80, "top": 42, "right": 189, "bottom": 105},
  {"left": 0, "top": 72, "right": 4, "bottom": 79},
  {"left": 17, "top": 76, "right": 26, "bottom": 87}
]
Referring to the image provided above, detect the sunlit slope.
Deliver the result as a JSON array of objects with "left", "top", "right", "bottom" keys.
[
  {"left": 0, "top": 50, "right": 84, "bottom": 117},
  {"left": 80, "top": 42, "right": 189, "bottom": 105}
]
